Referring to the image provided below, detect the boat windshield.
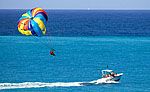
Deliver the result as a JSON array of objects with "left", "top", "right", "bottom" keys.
[
  {"left": 102, "top": 71, "right": 113, "bottom": 75},
  {"left": 102, "top": 70, "right": 116, "bottom": 77}
]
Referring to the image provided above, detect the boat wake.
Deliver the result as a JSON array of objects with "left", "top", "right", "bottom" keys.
[{"left": 0, "top": 79, "right": 119, "bottom": 90}]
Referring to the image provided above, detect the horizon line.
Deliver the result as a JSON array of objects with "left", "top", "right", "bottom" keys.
[{"left": 0, "top": 8, "right": 150, "bottom": 10}]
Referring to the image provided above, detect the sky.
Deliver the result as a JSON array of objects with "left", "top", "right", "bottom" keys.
[{"left": 0, "top": 0, "right": 150, "bottom": 10}]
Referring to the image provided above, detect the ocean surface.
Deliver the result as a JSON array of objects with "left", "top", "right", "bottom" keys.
[
  {"left": 0, "top": 10, "right": 150, "bottom": 92},
  {"left": 0, "top": 10, "right": 150, "bottom": 36}
]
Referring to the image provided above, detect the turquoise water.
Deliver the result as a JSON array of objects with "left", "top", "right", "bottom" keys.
[{"left": 0, "top": 36, "right": 150, "bottom": 92}]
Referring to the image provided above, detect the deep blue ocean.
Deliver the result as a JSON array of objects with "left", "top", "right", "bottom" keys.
[{"left": 0, "top": 10, "right": 150, "bottom": 92}]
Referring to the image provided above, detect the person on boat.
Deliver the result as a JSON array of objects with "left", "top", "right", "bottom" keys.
[
  {"left": 50, "top": 49, "right": 55, "bottom": 56},
  {"left": 111, "top": 72, "right": 115, "bottom": 77}
]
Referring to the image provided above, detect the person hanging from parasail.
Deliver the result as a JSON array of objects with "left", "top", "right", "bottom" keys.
[{"left": 50, "top": 49, "right": 55, "bottom": 56}]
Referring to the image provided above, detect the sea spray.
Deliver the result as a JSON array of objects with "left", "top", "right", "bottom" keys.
[{"left": 0, "top": 79, "right": 119, "bottom": 90}]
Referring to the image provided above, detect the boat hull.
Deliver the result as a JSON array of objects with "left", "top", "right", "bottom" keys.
[{"left": 108, "top": 73, "right": 123, "bottom": 81}]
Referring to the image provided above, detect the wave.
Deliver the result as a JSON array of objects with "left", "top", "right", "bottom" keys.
[{"left": 0, "top": 79, "right": 119, "bottom": 90}]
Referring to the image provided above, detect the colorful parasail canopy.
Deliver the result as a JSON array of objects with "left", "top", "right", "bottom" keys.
[{"left": 18, "top": 7, "right": 48, "bottom": 36}]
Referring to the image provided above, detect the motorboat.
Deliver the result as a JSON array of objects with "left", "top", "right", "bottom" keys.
[
  {"left": 80, "top": 69, "right": 123, "bottom": 85},
  {"left": 101, "top": 69, "right": 123, "bottom": 82},
  {"left": 89, "top": 69, "right": 123, "bottom": 84}
]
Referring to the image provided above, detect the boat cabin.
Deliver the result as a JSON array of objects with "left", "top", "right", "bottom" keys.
[{"left": 102, "top": 70, "right": 116, "bottom": 78}]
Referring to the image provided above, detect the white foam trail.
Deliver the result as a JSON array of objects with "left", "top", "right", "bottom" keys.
[
  {"left": 90, "top": 78, "right": 119, "bottom": 84},
  {"left": 0, "top": 82, "right": 83, "bottom": 90},
  {"left": 0, "top": 79, "right": 119, "bottom": 90}
]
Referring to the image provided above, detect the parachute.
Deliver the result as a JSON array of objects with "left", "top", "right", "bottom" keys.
[{"left": 18, "top": 7, "right": 48, "bottom": 36}]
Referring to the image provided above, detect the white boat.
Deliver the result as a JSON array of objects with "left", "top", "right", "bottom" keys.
[
  {"left": 89, "top": 69, "right": 123, "bottom": 84},
  {"left": 101, "top": 69, "right": 123, "bottom": 82},
  {"left": 80, "top": 69, "right": 123, "bottom": 85}
]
